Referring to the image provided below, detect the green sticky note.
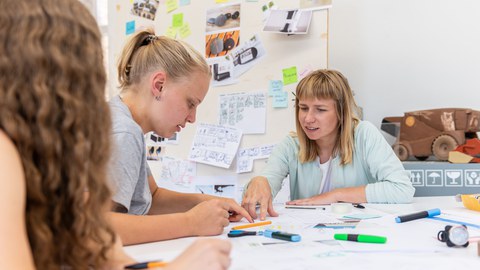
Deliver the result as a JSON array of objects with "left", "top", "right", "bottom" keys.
[
  {"left": 172, "top": 13, "right": 183, "bottom": 27},
  {"left": 166, "top": 0, "right": 178, "bottom": 13},
  {"left": 165, "top": 27, "right": 177, "bottom": 39},
  {"left": 283, "top": 66, "right": 298, "bottom": 85},
  {"left": 178, "top": 23, "right": 191, "bottom": 39}
]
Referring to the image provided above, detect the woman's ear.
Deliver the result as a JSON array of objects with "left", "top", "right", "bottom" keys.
[{"left": 150, "top": 71, "right": 166, "bottom": 99}]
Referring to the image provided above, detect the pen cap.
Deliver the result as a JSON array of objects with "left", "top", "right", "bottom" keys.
[
  {"left": 427, "top": 208, "right": 441, "bottom": 217},
  {"left": 264, "top": 230, "right": 301, "bottom": 242},
  {"left": 263, "top": 229, "right": 275, "bottom": 238}
]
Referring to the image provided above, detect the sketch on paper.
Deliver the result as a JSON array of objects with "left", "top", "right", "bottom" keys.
[
  {"left": 236, "top": 144, "right": 274, "bottom": 173},
  {"left": 157, "top": 156, "right": 196, "bottom": 187},
  {"left": 188, "top": 123, "right": 242, "bottom": 168},
  {"left": 219, "top": 92, "right": 267, "bottom": 134}
]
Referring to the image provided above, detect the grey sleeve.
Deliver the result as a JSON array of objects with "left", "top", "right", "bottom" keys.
[{"left": 110, "top": 131, "right": 145, "bottom": 211}]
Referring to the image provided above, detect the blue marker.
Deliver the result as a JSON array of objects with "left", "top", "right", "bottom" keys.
[
  {"left": 395, "top": 208, "right": 441, "bottom": 223},
  {"left": 264, "top": 230, "right": 301, "bottom": 242}
]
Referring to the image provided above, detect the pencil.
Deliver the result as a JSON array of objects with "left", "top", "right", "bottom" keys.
[
  {"left": 125, "top": 261, "right": 168, "bottom": 269},
  {"left": 232, "top": 220, "right": 272, "bottom": 230}
]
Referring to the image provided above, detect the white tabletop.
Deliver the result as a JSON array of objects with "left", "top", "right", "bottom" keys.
[{"left": 124, "top": 196, "right": 480, "bottom": 269}]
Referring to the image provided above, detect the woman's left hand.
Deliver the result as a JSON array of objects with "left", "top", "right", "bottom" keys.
[{"left": 286, "top": 192, "right": 337, "bottom": 205}]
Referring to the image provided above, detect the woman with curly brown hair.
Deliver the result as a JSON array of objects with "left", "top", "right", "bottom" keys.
[{"left": 0, "top": 0, "right": 231, "bottom": 269}]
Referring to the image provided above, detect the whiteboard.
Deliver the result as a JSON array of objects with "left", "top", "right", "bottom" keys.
[{"left": 107, "top": 0, "right": 328, "bottom": 199}]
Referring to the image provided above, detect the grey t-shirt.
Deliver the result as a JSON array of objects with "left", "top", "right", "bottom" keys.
[{"left": 109, "top": 95, "right": 152, "bottom": 215}]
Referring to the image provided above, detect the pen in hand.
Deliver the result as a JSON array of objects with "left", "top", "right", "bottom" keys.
[{"left": 125, "top": 261, "right": 167, "bottom": 269}]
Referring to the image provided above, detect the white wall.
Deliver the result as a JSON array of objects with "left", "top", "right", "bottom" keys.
[
  {"left": 329, "top": 0, "right": 480, "bottom": 134},
  {"left": 107, "top": 0, "right": 329, "bottom": 197}
]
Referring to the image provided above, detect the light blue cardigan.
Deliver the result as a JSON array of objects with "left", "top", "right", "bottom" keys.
[{"left": 257, "top": 121, "right": 415, "bottom": 203}]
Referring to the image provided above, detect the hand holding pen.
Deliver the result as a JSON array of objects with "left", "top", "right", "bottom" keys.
[
  {"left": 126, "top": 239, "right": 232, "bottom": 270},
  {"left": 186, "top": 199, "right": 252, "bottom": 236}
]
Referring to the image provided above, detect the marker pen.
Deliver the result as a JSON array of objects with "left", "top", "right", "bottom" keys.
[
  {"left": 334, "top": 234, "right": 387, "bottom": 244},
  {"left": 125, "top": 261, "right": 167, "bottom": 269},
  {"left": 264, "top": 230, "right": 301, "bottom": 242},
  {"left": 395, "top": 208, "right": 441, "bottom": 223}
]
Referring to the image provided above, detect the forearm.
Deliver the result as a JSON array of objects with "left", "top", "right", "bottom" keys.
[
  {"left": 108, "top": 212, "right": 193, "bottom": 245},
  {"left": 148, "top": 188, "right": 207, "bottom": 215},
  {"left": 330, "top": 186, "right": 367, "bottom": 203}
]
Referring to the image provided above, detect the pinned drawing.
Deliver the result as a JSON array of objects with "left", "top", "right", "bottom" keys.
[{"left": 188, "top": 123, "right": 242, "bottom": 168}]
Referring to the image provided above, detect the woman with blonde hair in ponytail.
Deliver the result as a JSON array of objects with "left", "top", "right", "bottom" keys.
[
  {"left": 242, "top": 69, "right": 415, "bottom": 220},
  {"left": 0, "top": 0, "right": 231, "bottom": 269},
  {"left": 108, "top": 30, "right": 252, "bottom": 246}
]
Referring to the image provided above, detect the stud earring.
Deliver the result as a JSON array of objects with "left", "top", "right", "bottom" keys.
[{"left": 155, "top": 96, "right": 161, "bottom": 101}]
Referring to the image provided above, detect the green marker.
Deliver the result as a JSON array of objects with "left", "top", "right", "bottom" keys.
[{"left": 334, "top": 233, "right": 387, "bottom": 244}]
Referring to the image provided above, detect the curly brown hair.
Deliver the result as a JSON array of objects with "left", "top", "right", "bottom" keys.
[{"left": 0, "top": 0, "right": 115, "bottom": 269}]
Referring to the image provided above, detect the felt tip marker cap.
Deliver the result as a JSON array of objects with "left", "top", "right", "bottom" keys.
[
  {"left": 264, "top": 230, "right": 301, "bottom": 242},
  {"left": 395, "top": 208, "right": 441, "bottom": 223},
  {"left": 334, "top": 234, "right": 387, "bottom": 244}
]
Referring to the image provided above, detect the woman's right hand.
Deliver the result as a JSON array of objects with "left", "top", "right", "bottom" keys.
[
  {"left": 165, "top": 239, "right": 231, "bottom": 270},
  {"left": 241, "top": 177, "right": 278, "bottom": 220}
]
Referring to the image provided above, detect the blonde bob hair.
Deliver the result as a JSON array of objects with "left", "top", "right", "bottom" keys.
[
  {"left": 294, "top": 69, "right": 361, "bottom": 165},
  {"left": 117, "top": 29, "right": 210, "bottom": 91}
]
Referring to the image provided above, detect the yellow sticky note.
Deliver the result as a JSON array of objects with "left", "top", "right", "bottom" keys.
[
  {"left": 178, "top": 23, "right": 191, "bottom": 39},
  {"left": 165, "top": 27, "right": 177, "bottom": 39},
  {"left": 282, "top": 66, "right": 298, "bottom": 85},
  {"left": 166, "top": 0, "right": 179, "bottom": 13},
  {"left": 215, "top": 0, "right": 229, "bottom": 3},
  {"left": 172, "top": 13, "right": 184, "bottom": 27}
]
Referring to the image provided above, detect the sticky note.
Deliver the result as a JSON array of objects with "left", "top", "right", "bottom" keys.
[
  {"left": 282, "top": 66, "right": 298, "bottom": 85},
  {"left": 165, "top": 27, "right": 177, "bottom": 39},
  {"left": 126, "top": 20, "right": 135, "bottom": 35},
  {"left": 179, "top": 0, "right": 191, "bottom": 5},
  {"left": 172, "top": 13, "right": 184, "bottom": 27},
  {"left": 215, "top": 0, "right": 229, "bottom": 3},
  {"left": 166, "top": 0, "right": 178, "bottom": 13},
  {"left": 268, "top": 80, "right": 283, "bottom": 96},
  {"left": 272, "top": 91, "right": 288, "bottom": 108},
  {"left": 178, "top": 23, "right": 191, "bottom": 39}
]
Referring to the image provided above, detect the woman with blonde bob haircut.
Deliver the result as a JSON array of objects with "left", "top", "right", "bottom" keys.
[
  {"left": 109, "top": 29, "right": 252, "bottom": 246},
  {"left": 0, "top": 0, "right": 232, "bottom": 269},
  {"left": 242, "top": 69, "right": 414, "bottom": 220}
]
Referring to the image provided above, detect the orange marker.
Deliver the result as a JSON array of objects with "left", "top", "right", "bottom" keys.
[
  {"left": 126, "top": 261, "right": 168, "bottom": 269},
  {"left": 232, "top": 220, "right": 272, "bottom": 230}
]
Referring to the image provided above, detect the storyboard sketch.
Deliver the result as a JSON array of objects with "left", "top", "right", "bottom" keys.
[
  {"left": 188, "top": 123, "right": 242, "bottom": 169},
  {"left": 219, "top": 91, "right": 267, "bottom": 134},
  {"left": 156, "top": 156, "right": 196, "bottom": 188},
  {"left": 236, "top": 144, "right": 275, "bottom": 173}
]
